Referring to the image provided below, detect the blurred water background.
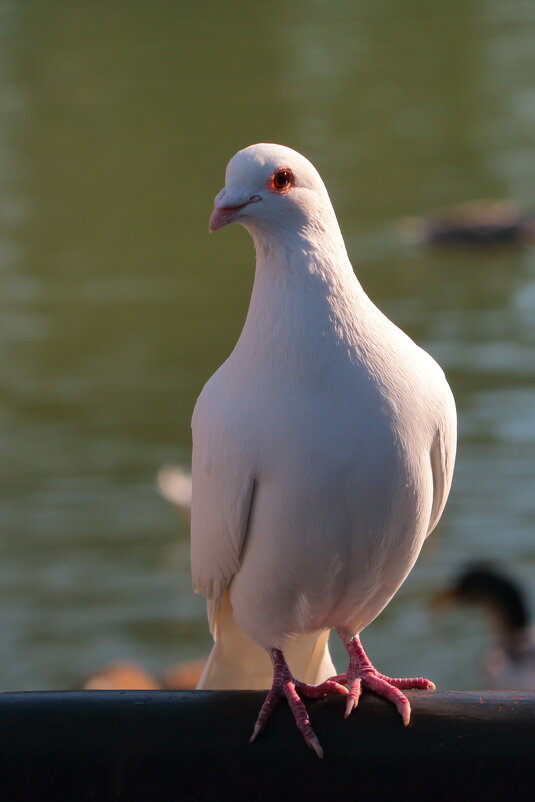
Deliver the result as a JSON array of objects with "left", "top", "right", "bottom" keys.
[{"left": 1, "top": 0, "right": 535, "bottom": 692}]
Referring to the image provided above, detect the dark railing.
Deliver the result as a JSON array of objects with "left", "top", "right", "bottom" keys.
[{"left": 1, "top": 689, "right": 533, "bottom": 801}]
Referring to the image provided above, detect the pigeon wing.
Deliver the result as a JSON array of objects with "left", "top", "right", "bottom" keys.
[
  {"left": 427, "top": 395, "right": 457, "bottom": 537},
  {"left": 190, "top": 382, "right": 256, "bottom": 604}
]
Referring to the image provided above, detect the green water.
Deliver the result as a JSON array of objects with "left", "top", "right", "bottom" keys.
[{"left": 2, "top": 0, "right": 535, "bottom": 691}]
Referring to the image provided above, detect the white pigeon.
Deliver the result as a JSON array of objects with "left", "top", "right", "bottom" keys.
[{"left": 191, "top": 143, "right": 457, "bottom": 757}]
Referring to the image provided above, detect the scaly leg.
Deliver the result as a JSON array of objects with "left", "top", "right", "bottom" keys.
[
  {"left": 333, "top": 632, "right": 435, "bottom": 724},
  {"left": 250, "top": 647, "right": 348, "bottom": 758}
]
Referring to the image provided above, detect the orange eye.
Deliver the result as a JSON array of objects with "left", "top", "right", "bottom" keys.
[{"left": 269, "top": 167, "right": 295, "bottom": 193}]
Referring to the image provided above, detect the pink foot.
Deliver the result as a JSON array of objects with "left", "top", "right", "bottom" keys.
[
  {"left": 332, "top": 633, "right": 435, "bottom": 725},
  {"left": 250, "top": 648, "right": 348, "bottom": 758}
]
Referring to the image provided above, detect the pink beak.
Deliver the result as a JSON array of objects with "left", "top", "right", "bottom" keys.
[
  {"left": 208, "top": 203, "right": 247, "bottom": 232},
  {"left": 208, "top": 189, "right": 261, "bottom": 232}
]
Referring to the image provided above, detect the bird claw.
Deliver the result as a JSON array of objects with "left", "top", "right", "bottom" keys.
[
  {"left": 333, "top": 634, "right": 435, "bottom": 726},
  {"left": 251, "top": 649, "right": 347, "bottom": 758},
  {"left": 306, "top": 732, "right": 324, "bottom": 759},
  {"left": 343, "top": 677, "right": 362, "bottom": 718},
  {"left": 252, "top": 639, "right": 432, "bottom": 755},
  {"left": 249, "top": 720, "right": 264, "bottom": 743},
  {"left": 400, "top": 699, "right": 411, "bottom": 727},
  {"left": 376, "top": 673, "right": 436, "bottom": 691},
  {"left": 295, "top": 678, "right": 348, "bottom": 698}
]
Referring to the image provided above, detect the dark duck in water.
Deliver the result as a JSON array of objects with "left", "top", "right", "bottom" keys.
[{"left": 438, "top": 563, "right": 535, "bottom": 690}]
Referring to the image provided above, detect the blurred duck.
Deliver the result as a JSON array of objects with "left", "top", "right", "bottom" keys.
[
  {"left": 438, "top": 563, "right": 535, "bottom": 690},
  {"left": 402, "top": 199, "right": 535, "bottom": 248}
]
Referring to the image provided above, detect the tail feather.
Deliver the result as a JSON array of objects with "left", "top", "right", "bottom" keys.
[{"left": 197, "top": 591, "right": 336, "bottom": 690}]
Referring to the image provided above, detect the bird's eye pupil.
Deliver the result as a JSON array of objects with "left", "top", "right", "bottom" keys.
[{"left": 273, "top": 168, "right": 293, "bottom": 190}]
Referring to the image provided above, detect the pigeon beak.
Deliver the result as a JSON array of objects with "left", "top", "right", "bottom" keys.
[
  {"left": 209, "top": 204, "right": 246, "bottom": 232},
  {"left": 208, "top": 189, "right": 261, "bottom": 232},
  {"left": 431, "top": 588, "right": 459, "bottom": 612}
]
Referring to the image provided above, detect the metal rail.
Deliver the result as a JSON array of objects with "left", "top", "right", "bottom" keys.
[{"left": 0, "top": 689, "right": 533, "bottom": 801}]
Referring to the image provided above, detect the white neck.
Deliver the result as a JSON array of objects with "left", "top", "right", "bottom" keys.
[{"left": 231, "top": 221, "right": 369, "bottom": 377}]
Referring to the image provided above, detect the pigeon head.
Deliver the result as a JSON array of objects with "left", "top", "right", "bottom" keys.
[{"left": 209, "top": 143, "right": 339, "bottom": 243}]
